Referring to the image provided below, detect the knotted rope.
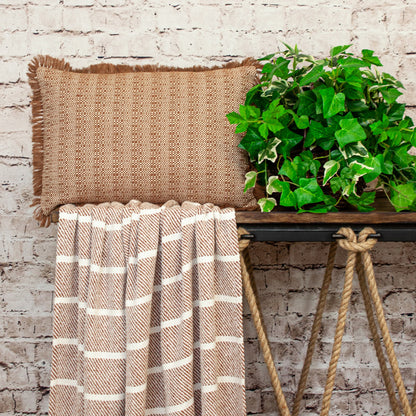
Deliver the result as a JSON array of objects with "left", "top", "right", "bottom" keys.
[{"left": 238, "top": 226, "right": 415, "bottom": 416}]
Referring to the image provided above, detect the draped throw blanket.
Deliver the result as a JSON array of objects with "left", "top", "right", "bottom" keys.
[{"left": 49, "top": 201, "right": 246, "bottom": 416}]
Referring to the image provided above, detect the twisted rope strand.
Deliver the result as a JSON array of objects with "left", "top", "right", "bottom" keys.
[
  {"left": 292, "top": 242, "right": 337, "bottom": 416},
  {"left": 238, "top": 228, "right": 291, "bottom": 416},
  {"left": 356, "top": 253, "right": 401, "bottom": 416},
  {"left": 358, "top": 229, "right": 414, "bottom": 416},
  {"left": 320, "top": 228, "right": 358, "bottom": 416},
  {"left": 238, "top": 226, "right": 413, "bottom": 416}
]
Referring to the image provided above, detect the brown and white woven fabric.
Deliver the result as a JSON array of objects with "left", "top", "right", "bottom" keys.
[
  {"left": 28, "top": 56, "right": 259, "bottom": 225},
  {"left": 49, "top": 200, "right": 246, "bottom": 416}
]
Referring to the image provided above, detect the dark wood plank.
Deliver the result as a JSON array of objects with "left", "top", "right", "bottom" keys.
[{"left": 235, "top": 211, "right": 416, "bottom": 224}]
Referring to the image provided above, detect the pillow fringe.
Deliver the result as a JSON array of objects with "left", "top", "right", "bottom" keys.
[{"left": 28, "top": 56, "right": 71, "bottom": 225}]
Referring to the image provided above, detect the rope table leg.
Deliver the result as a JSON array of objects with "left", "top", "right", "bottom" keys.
[
  {"left": 357, "top": 229, "right": 414, "bottom": 416},
  {"left": 320, "top": 228, "right": 358, "bottom": 416},
  {"left": 292, "top": 242, "right": 337, "bottom": 416},
  {"left": 356, "top": 254, "right": 401, "bottom": 416},
  {"left": 238, "top": 229, "right": 291, "bottom": 416},
  {"left": 238, "top": 226, "right": 415, "bottom": 416}
]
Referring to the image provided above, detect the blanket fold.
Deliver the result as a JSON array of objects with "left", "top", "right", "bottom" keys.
[{"left": 49, "top": 200, "right": 246, "bottom": 416}]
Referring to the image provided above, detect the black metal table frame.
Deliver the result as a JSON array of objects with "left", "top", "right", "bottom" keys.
[{"left": 239, "top": 223, "right": 416, "bottom": 242}]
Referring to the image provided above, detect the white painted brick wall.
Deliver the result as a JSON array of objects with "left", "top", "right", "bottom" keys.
[{"left": 0, "top": 1, "right": 415, "bottom": 415}]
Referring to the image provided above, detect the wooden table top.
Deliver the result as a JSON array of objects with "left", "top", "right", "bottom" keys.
[{"left": 235, "top": 210, "right": 416, "bottom": 224}]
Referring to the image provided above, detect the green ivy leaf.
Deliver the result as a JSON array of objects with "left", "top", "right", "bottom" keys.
[
  {"left": 389, "top": 183, "right": 416, "bottom": 212},
  {"left": 330, "top": 44, "right": 352, "bottom": 57},
  {"left": 259, "top": 123, "right": 269, "bottom": 139},
  {"left": 323, "top": 160, "right": 340, "bottom": 185},
  {"left": 381, "top": 87, "right": 402, "bottom": 105},
  {"left": 238, "top": 127, "right": 266, "bottom": 161},
  {"left": 376, "top": 154, "right": 393, "bottom": 175},
  {"left": 258, "top": 197, "right": 277, "bottom": 212},
  {"left": 258, "top": 137, "right": 282, "bottom": 163},
  {"left": 294, "top": 178, "right": 325, "bottom": 207},
  {"left": 335, "top": 118, "right": 366, "bottom": 148},
  {"left": 294, "top": 114, "right": 309, "bottom": 129},
  {"left": 347, "top": 192, "right": 376, "bottom": 212},
  {"left": 275, "top": 128, "right": 303, "bottom": 158},
  {"left": 258, "top": 53, "right": 276, "bottom": 61},
  {"left": 226, "top": 112, "right": 244, "bottom": 124},
  {"left": 297, "top": 91, "right": 316, "bottom": 117},
  {"left": 279, "top": 182, "right": 297, "bottom": 207},
  {"left": 299, "top": 64, "right": 325, "bottom": 86},
  {"left": 362, "top": 156, "right": 382, "bottom": 182},
  {"left": 362, "top": 49, "right": 382, "bottom": 66},
  {"left": 392, "top": 145, "right": 412, "bottom": 168},
  {"left": 348, "top": 101, "right": 368, "bottom": 112},
  {"left": 339, "top": 142, "right": 369, "bottom": 159},
  {"left": 279, "top": 159, "right": 299, "bottom": 183},
  {"left": 319, "top": 87, "right": 346, "bottom": 119},
  {"left": 266, "top": 176, "right": 283, "bottom": 194},
  {"left": 338, "top": 57, "right": 370, "bottom": 68},
  {"left": 235, "top": 122, "right": 249, "bottom": 133},
  {"left": 244, "top": 171, "right": 257, "bottom": 192},
  {"left": 330, "top": 177, "right": 342, "bottom": 193},
  {"left": 244, "top": 84, "right": 263, "bottom": 105}
]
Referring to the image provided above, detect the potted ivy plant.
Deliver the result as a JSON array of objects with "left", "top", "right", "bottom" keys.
[{"left": 227, "top": 44, "right": 416, "bottom": 212}]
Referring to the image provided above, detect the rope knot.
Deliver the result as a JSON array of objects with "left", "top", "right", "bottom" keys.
[
  {"left": 238, "top": 227, "right": 251, "bottom": 252},
  {"left": 337, "top": 227, "right": 378, "bottom": 252}
]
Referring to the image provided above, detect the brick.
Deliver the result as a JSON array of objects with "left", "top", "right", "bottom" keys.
[
  {"left": 352, "top": 8, "right": 387, "bottom": 28},
  {"left": 156, "top": 5, "right": 190, "bottom": 29},
  {"left": 0, "top": 341, "right": 35, "bottom": 363},
  {"left": 1, "top": 289, "right": 53, "bottom": 313},
  {"left": 92, "top": 9, "right": 133, "bottom": 34},
  {"left": 0, "top": 390, "right": 14, "bottom": 413},
  {"left": 0, "top": 315, "right": 53, "bottom": 338},
  {"left": 63, "top": 6, "right": 93, "bottom": 32},
  {"left": 0, "top": 132, "right": 32, "bottom": 158},
  {"left": 0, "top": 83, "right": 30, "bottom": 109},
  {"left": 352, "top": 29, "right": 391, "bottom": 54},
  {"left": 252, "top": 5, "right": 286, "bottom": 32},
  {"left": 63, "top": 0, "right": 94, "bottom": 5},
  {"left": 245, "top": 389, "right": 262, "bottom": 414},
  {"left": 7, "top": 365, "right": 37, "bottom": 389},
  {"left": 0, "top": 32, "right": 28, "bottom": 57},
  {"left": 0, "top": 107, "right": 30, "bottom": 133},
  {"left": 14, "top": 390, "right": 38, "bottom": 413},
  {"left": 188, "top": 6, "right": 222, "bottom": 29},
  {"left": 38, "top": 363, "right": 51, "bottom": 388},
  {"left": 29, "top": 33, "right": 63, "bottom": 56},
  {"left": 34, "top": 341, "right": 52, "bottom": 362},
  {"left": 38, "top": 391, "right": 50, "bottom": 413},
  {"left": 97, "top": 0, "right": 128, "bottom": 6},
  {"left": 221, "top": 5, "right": 254, "bottom": 30},
  {"left": 285, "top": 6, "right": 352, "bottom": 32},
  {"left": 384, "top": 291, "right": 416, "bottom": 314},
  {"left": 249, "top": 242, "right": 288, "bottom": 266},
  {"left": 28, "top": 5, "right": 62, "bottom": 32},
  {"left": 29, "top": 0, "right": 61, "bottom": 4},
  {"left": 287, "top": 291, "right": 319, "bottom": 315},
  {"left": 1, "top": 262, "right": 55, "bottom": 286},
  {"left": 0, "top": 60, "right": 26, "bottom": 84},
  {"left": 0, "top": 7, "right": 27, "bottom": 31}
]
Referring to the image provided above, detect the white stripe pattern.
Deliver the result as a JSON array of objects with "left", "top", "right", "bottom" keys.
[
  {"left": 51, "top": 202, "right": 245, "bottom": 415},
  {"left": 50, "top": 376, "right": 245, "bottom": 400}
]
